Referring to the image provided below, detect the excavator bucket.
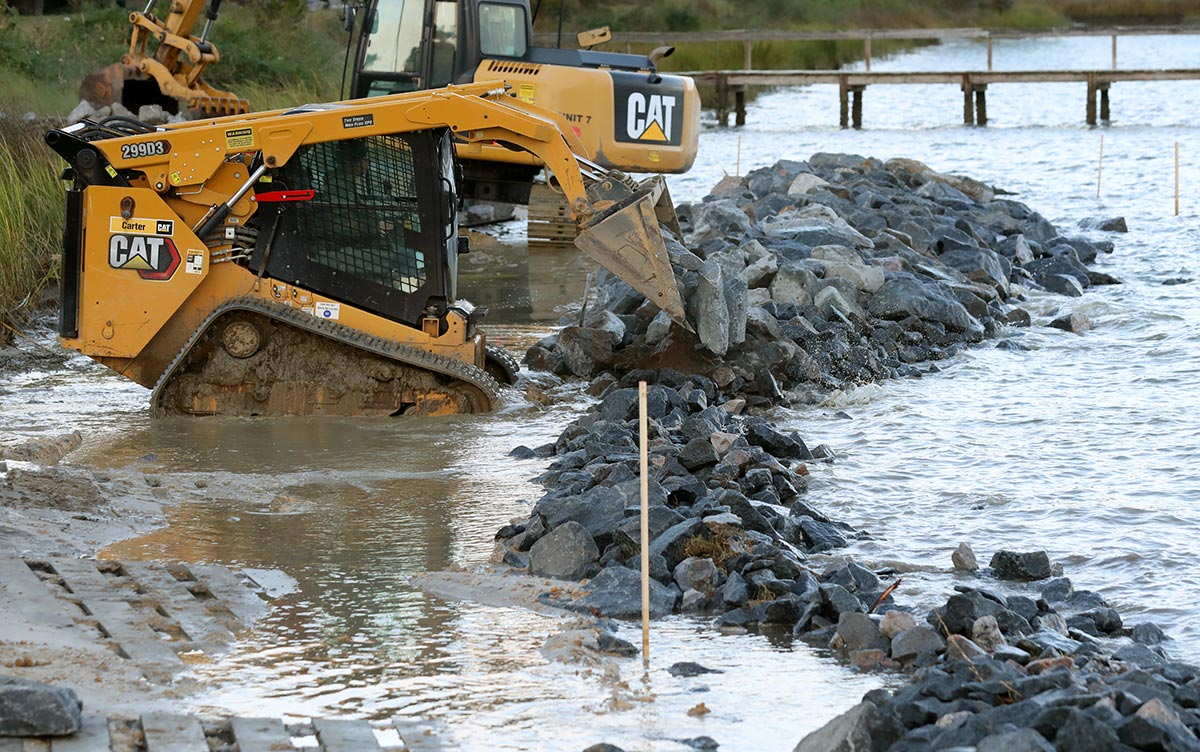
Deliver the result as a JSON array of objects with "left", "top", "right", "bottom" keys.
[{"left": 574, "top": 176, "right": 689, "bottom": 327}]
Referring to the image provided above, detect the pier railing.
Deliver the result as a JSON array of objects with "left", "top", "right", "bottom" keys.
[{"left": 534, "top": 26, "right": 1200, "bottom": 127}]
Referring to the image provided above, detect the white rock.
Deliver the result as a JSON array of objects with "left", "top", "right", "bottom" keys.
[{"left": 786, "top": 172, "right": 832, "bottom": 196}]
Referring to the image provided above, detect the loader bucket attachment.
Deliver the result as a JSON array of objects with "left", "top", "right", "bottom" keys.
[{"left": 575, "top": 177, "right": 689, "bottom": 328}]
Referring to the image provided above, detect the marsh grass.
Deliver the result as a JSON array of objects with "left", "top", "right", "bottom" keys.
[{"left": 0, "top": 118, "right": 63, "bottom": 340}]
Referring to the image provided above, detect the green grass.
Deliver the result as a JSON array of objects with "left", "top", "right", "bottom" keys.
[
  {"left": 0, "top": 4, "right": 348, "bottom": 337},
  {"left": 0, "top": 118, "right": 63, "bottom": 342}
]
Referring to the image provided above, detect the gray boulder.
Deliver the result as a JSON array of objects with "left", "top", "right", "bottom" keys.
[
  {"left": 556, "top": 326, "right": 617, "bottom": 377},
  {"left": 792, "top": 701, "right": 902, "bottom": 752},
  {"left": 769, "top": 263, "right": 817, "bottom": 307},
  {"left": 674, "top": 557, "right": 720, "bottom": 594},
  {"left": 528, "top": 521, "right": 599, "bottom": 580},
  {"left": 694, "top": 258, "right": 731, "bottom": 355},
  {"left": 952, "top": 542, "right": 979, "bottom": 571},
  {"left": 573, "top": 565, "right": 678, "bottom": 618},
  {"left": 0, "top": 675, "right": 82, "bottom": 736},
  {"left": 977, "top": 728, "right": 1054, "bottom": 752},
  {"left": 990, "top": 550, "right": 1053, "bottom": 581},
  {"left": 867, "top": 275, "right": 979, "bottom": 333},
  {"left": 535, "top": 486, "right": 626, "bottom": 539},
  {"left": 938, "top": 246, "right": 1011, "bottom": 294},
  {"left": 1079, "top": 216, "right": 1128, "bottom": 232},
  {"left": 890, "top": 626, "right": 946, "bottom": 662}
]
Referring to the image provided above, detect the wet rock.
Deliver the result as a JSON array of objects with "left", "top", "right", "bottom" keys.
[
  {"left": 952, "top": 542, "right": 979, "bottom": 571},
  {"left": 535, "top": 486, "right": 626, "bottom": 540},
  {"left": 972, "top": 615, "right": 1006, "bottom": 652},
  {"left": 945, "top": 634, "right": 988, "bottom": 661},
  {"left": 557, "top": 326, "right": 617, "bottom": 377},
  {"left": 1049, "top": 312, "right": 1093, "bottom": 334},
  {"left": 1132, "top": 622, "right": 1168, "bottom": 646},
  {"left": 1079, "top": 216, "right": 1128, "bottom": 233},
  {"left": 582, "top": 744, "right": 627, "bottom": 752},
  {"left": 835, "top": 612, "right": 884, "bottom": 652},
  {"left": 976, "top": 728, "right": 1054, "bottom": 752},
  {"left": 1018, "top": 629, "right": 1081, "bottom": 657},
  {"left": 989, "top": 550, "right": 1053, "bottom": 581},
  {"left": 891, "top": 627, "right": 946, "bottom": 662},
  {"left": 880, "top": 610, "right": 917, "bottom": 639},
  {"left": 867, "top": 275, "right": 978, "bottom": 333},
  {"left": 680, "top": 736, "right": 720, "bottom": 751},
  {"left": 938, "top": 590, "right": 1005, "bottom": 636},
  {"left": 573, "top": 565, "right": 677, "bottom": 619},
  {"left": 715, "top": 572, "right": 750, "bottom": 609},
  {"left": 0, "top": 675, "right": 82, "bottom": 736},
  {"left": 674, "top": 557, "right": 720, "bottom": 595},
  {"left": 798, "top": 518, "right": 846, "bottom": 552},
  {"left": 792, "top": 701, "right": 903, "bottom": 752},
  {"left": 744, "top": 419, "right": 810, "bottom": 460},
  {"left": 528, "top": 522, "right": 599, "bottom": 580},
  {"left": 668, "top": 661, "right": 723, "bottom": 677},
  {"left": 1, "top": 431, "right": 83, "bottom": 465}
]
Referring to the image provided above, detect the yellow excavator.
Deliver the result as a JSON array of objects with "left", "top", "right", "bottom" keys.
[
  {"left": 45, "top": 82, "right": 686, "bottom": 417},
  {"left": 346, "top": 0, "right": 701, "bottom": 204},
  {"left": 79, "top": 0, "right": 248, "bottom": 118}
]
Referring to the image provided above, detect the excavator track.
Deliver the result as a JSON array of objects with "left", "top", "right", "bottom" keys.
[{"left": 150, "top": 297, "right": 502, "bottom": 417}]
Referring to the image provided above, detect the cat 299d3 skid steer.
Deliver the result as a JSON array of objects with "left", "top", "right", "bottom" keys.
[{"left": 45, "top": 82, "right": 686, "bottom": 417}]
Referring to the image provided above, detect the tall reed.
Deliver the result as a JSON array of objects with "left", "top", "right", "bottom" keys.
[{"left": 0, "top": 118, "right": 64, "bottom": 340}]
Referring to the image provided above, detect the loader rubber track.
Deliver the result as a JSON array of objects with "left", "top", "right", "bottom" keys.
[
  {"left": 484, "top": 344, "right": 521, "bottom": 385},
  {"left": 150, "top": 297, "right": 502, "bottom": 417}
]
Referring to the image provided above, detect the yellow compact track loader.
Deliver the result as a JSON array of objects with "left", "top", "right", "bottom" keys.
[
  {"left": 80, "top": 0, "right": 248, "bottom": 118},
  {"left": 45, "top": 82, "right": 685, "bottom": 417}
]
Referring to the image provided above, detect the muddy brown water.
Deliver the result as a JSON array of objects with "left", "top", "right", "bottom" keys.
[{"left": 0, "top": 245, "right": 887, "bottom": 750}]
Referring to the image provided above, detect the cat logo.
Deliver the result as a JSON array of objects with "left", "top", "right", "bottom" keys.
[
  {"left": 625, "top": 93, "right": 677, "bottom": 142},
  {"left": 611, "top": 72, "right": 685, "bottom": 147},
  {"left": 109, "top": 234, "right": 181, "bottom": 280}
]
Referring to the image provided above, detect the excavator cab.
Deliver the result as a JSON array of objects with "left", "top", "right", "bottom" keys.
[{"left": 349, "top": 0, "right": 700, "bottom": 203}]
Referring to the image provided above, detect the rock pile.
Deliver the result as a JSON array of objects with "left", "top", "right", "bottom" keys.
[
  {"left": 500, "top": 379, "right": 883, "bottom": 629},
  {"left": 796, "top": 562, "right": 1190, "bottom": 752},
  {"left": 526, "top": 154, "right": 1122, "bottom": 407},
  {"left": 66, "top": 100, "right": 182, "bottom": 127}
]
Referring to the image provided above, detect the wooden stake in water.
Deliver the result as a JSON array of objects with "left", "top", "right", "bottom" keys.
[
  {"left": 1176, "top": 142, "right": 1181, "bottom": 217},
  {"left": 1096, "top": 134, "right": 1104, "bottom": 198},
  {"left": 638, "top": 380, "right": 650, "bottom": 666}
]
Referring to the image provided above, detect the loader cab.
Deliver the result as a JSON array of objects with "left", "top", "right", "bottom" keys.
[
  {"left": 352, "top": 0, "right": 532, "bottom": 98},
  {"left": 251, "top": 127, "right": 463, "bottom": 329}
]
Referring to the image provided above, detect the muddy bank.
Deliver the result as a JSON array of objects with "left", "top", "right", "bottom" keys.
[{"left": 0, "top": 432, "right": 181, "bottom": 559}]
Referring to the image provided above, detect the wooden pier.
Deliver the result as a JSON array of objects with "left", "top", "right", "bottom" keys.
[
  {"left": 533, "top": 25, "right": 1200, "bottom": 128},
  {"left": 691, "top": 68, "right": 1200, "bottom": 128}
]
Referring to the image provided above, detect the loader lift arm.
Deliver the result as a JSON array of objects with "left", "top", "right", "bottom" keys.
[{"left": 58, "top": 81, "right": 686, "bottom": 323}]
